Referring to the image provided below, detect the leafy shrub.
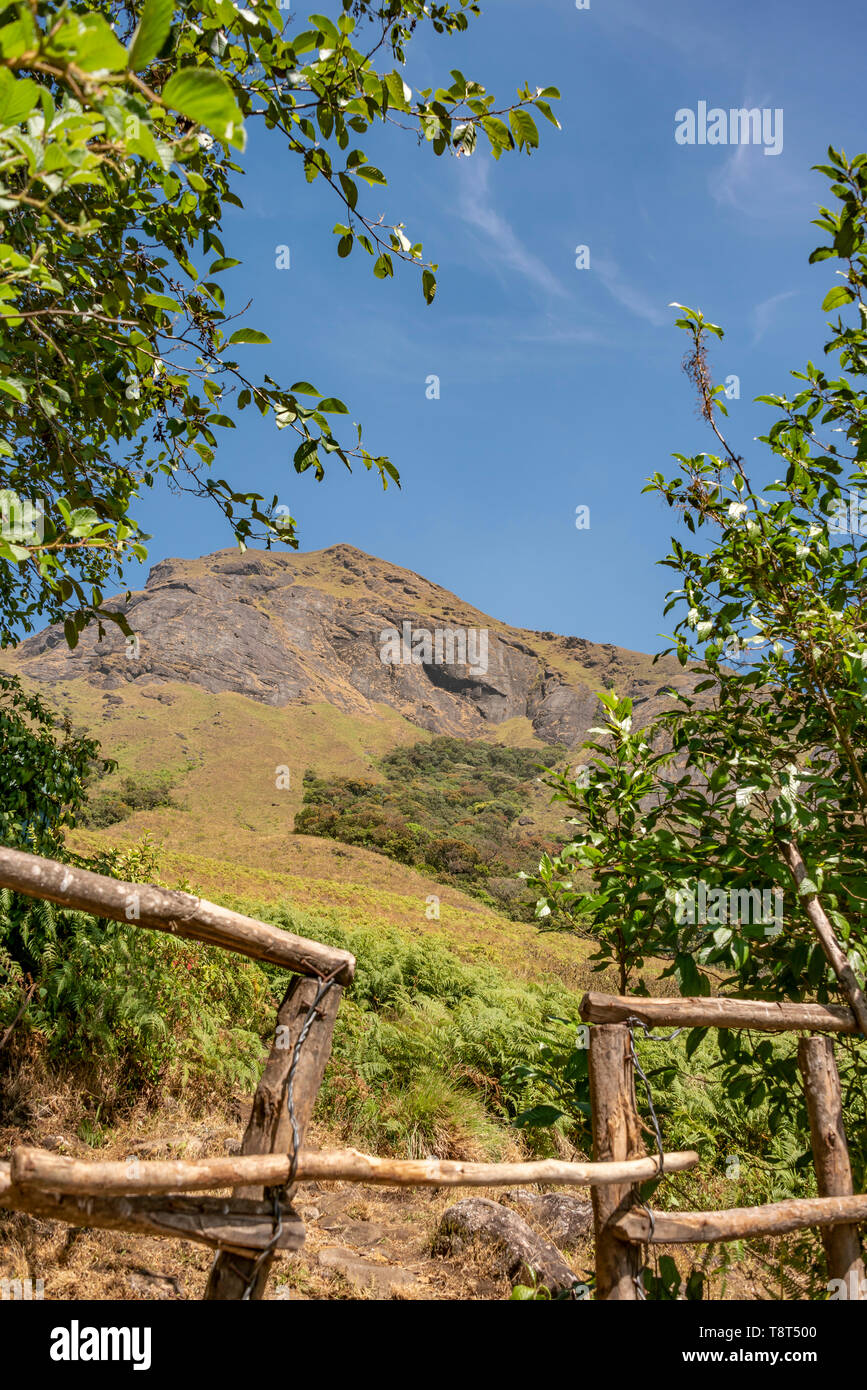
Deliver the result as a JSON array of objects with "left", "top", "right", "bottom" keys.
[
  {"left": 0, "top": 839, "right": 269, "bottom": 1109},
  {"left": 80, "top": 772, "right": 179, "bottom": 828},
  {"left": 295, "top": 737, "right": 563, "bottom": 917},
  {"left": 0, "top": 671, "right": 110, "bottom": 855}
]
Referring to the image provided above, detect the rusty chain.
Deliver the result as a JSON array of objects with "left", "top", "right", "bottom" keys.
[
  {"left": 225, "top": 971, "right": 339, "bottom": 1300},
  {"left": 625, "top": 1016, "right": 684, "bottom": 1300}
]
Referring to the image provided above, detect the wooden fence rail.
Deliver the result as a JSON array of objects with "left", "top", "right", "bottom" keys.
[
  {"left": 580, "top": 991, "right": 859, "bottom": 1035},
  {"left": 582, "top": 995, "right": 866, "bottom": 1301},
  {"left": 7, "top": 1146, "right": 700, "bottom": 1196},
  {"left": 0, "top": 1163, "right": 305, "bottom": 1253},
  {"left": 2, "top": 841, "right": 865, "bottom": 1301},
  {"left": 612, "top": 1196, "right": 867, "bottom": 1245},
  {"left": 0, "top": 845, "right": 355, "bottom": 984}
]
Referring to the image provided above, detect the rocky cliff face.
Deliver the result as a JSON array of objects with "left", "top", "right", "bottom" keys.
[{"left": 11, "top": 544, "right": 691, "bottom": 747}]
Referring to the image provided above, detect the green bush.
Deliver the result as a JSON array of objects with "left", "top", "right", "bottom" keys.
[
  {"left": 80, "top": 772, "right": 178, "bottom": 828},
  {"left": 295, "top": 737, "right": 563, "bottom": 917}
]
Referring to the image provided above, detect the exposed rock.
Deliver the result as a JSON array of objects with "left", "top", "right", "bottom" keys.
[
  {"left": 502, "top": 1189, "right": 593, "bottom": 1247},
  {"left": 337, "top": 1221, "right": 391, "bottom": 1248},
  {"left": 126, "top": 1267, "right": 183, "bottom": 1299},
  {"left": 41, "top": 1134, "right": 75, "bottom": 1153},
  {"left": 317, "top": 1245, "right": 417, "bottom": 1295},
  {"left": 7, "top": 544, "right": 695, "bottom": 749},
  {"left": 317, "top": 1213, "right": 348, "bottom": 1232},
  {"left": 432, "top": 1197, "right": 579, "bottom": 1295}
]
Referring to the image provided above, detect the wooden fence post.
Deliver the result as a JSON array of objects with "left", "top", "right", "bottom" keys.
[
  {"left": 798, "top": 1035, "right": 866, "bottom": 1299},
  {"left": 589, "top": 1023, "right": 645, "bottom": 1300},
  {"left": 204, "top": 974, "right": 342, "bottom": 1300}
]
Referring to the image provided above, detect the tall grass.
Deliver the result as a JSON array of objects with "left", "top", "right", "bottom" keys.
[{"left": 1, "top": 882, "right": 583, "bottom": 1159}]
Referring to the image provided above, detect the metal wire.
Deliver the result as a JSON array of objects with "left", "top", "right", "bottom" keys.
[
  {"left": 283, "top": 976, "right": 337, "bottom": 1190},
  {"left": 625, "top": 1015, "right": 683, "bottom": 1174},
  {"left": 624, "top": 1016, "right": 684, "bottom": 1301},
  {"left": 239, "top": 1188, "right": 284, "bottom": 1302},
  {"left": 230, "top": 973, "right": 338, "bottom": 1300}
]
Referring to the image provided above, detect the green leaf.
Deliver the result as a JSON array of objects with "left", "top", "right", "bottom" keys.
[
  {"left": 294, "top": 438, "right": 319, "bottom": 471},
  {"left": 0, "top": 16, "right": 37, "bottom": 62},
  {"left": 0, "top": 69, "right": 39, "bottom": 125},
  {"left": 513, "top": 1104, "right": 564, "bottom": 1128},
  {"left": 422, "top": 268, "right": 436, "bottom": 305},
  {"left": 355, "top": 165, "right": 387, "bottom": 186},
  {"left": 50, "top": 14, "right": 129, "bottom": 74},
  {"left": 834, "top": 218, "right": 860, "bottom": 257},
  {"left": 309, "top": 13, "right": 340, "bottom": 45},
  {"left": 0, "top": 376, "right": 27, "bottom": 403},
  {"left": 291, "top": 30, "right": 320, "bottom": 55},
  {"left": 127, "top": 0, "right": 174, "bottom": 71},
  {"left": 534, "top": 99, "right": 561, "bottom": 129},
  {"left": 142, "top": 293, "right": 181, "bottom": 312},
  {"left": 68, "top": 507, "right": 100, "bottom": 538},
  {"left": 228, "top": 328, "right": 271, "bottom": 346},
  {"left": 821, "top": 285, "right": 855, "bottom": 311},
  {"left": 674, "top": 952, "right": 705, "bottom": 996},
  {"left": 481, "top": 116, "right": 512, "bottom": 153},
  {"left": 385, "top": 71, "right": 411, "bottom": 109},
  {"left": 162, "top": 68, "right": 245, "bottom": 151},
  {"left": 338, "top": 172, "right": 358, "bottom": 209},
  {"left": 509, "top": 109, "right": 539, "bottom": 151},
  {"left": 0, "top": 540, "right": 30, "bottom": 561}
]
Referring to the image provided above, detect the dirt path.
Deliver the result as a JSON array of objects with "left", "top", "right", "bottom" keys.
[{"left": 1, "top": 1110, "right": 594, "bottom": 1301}]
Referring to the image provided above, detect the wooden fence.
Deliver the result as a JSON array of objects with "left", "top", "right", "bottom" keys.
[
  {"left": 1, "top": 844, "right": 864, "bottom": 1300},
  {"left": 581, "top": 992, "right": 867, "bottom": 1299}
]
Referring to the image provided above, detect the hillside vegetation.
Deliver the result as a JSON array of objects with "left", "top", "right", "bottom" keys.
[{"left": 295, "top": 736, "right": 565, "bottom": 919}]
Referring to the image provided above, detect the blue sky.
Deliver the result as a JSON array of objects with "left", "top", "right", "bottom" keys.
[{"left": 133, "top": 0, "right": 867, "bottom": 654}]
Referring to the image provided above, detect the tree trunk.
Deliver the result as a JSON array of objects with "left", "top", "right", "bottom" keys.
[
  {"left": 589, "top": 1023, "right": 645, "bottom": 1300},
  {"left": 798, "top": 1035, "right": 866, "bottom": 1297},
  {"left": 204, "top": 975, "right": 342, "bottom": 1300}
]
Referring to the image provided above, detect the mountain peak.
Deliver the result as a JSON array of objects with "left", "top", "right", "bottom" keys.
[{"left": 5, "top": 547, "right": 692, "bottom": 746}]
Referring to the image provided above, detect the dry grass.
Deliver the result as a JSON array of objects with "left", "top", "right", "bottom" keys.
[
  {"left": 0, "top": 1056, "right": 801, "bottom": 1302},
  {"left": 0, "top": 1077, "right": 574, "bottom": 1303}
]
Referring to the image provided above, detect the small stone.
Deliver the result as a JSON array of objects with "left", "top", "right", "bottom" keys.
[
  {"left": 317, "top": 1246, "right": 417, "bottom": 1295},
  {"left": 127, "top": 1268, "right": 182, "bottom": 1300},
  {"left": 42, "top": 1135, "right": 74, "bottom": 1153},
  {"left": 433, "top": 1198, "right": 579, "bottom": 1296},
  {"left": 339, "top": 1222, "right": 390, "bottom": 1248},
  {"left": 503, "top": 1189, "right": 593, "bottom": 1247}
]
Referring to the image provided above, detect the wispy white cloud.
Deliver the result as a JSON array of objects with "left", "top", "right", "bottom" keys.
[
  {"left": 608, "top": 0, "right": 735, "bottom": 61},
  {"left": 513, "top": 318, "right": 604, "bottom": 346},
  {"left": 713, "top": 140, "right": 758, "bottom": 213},
  {"left": 710, "top": 112, "right": 813, "bottom": 219},
  {"left": 592, "top": 256, "right": 671, "bottom": 327},
  {"left": 751, "top": 289, "right": 797, "bottom": 345},
  {"left": 454, "top": 158, "right": 566, "bottom": 299},
  {"left": 451, "top": 158, "right": 668, "bottom": 334}
]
